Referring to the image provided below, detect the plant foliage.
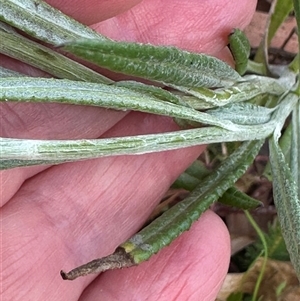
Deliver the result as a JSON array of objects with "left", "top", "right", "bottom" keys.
[{"left": 0, "top": 0, "right": 299, "bottom": 282}]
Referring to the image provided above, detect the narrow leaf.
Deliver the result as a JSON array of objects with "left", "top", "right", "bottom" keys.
[
  {"left": 0, "top": 25, "right": 112, "bottom": 83},
  {"left": 175, "top": 76, "right": 286, "bottom": 109},
  {"left": 61, "top": 39, "right": 242, "bottom": 88},
  {"left": 2, "top": 88, "right": 295, "bottom": 170},
  {"left": 218, "top": 187, "right": 262, "bottom": 210},
  {"left": 206, "top": 103, "right": 276, "bottom": 125},
  {"left": 0, "top": 122, "right": 273, "bottom": 170},
  {"left": 122, "top": 141, "right": 263, "bottom": 263},
  {"left": 263, "top": 122, "right": 292, "bottom": 181},
  {"left": 173, "top": 162, "right": 262, "bottom": 210},
  {"left": 0, "top": 0, "right": 107, "bottom": 45},
  {"left": 0, "top": 77, "right": 240, "bottom": 131},
  {"left": 293, "top": 0, "right": 300, "bottom": 92},
  {"left": 228, "top": 29, "right": 250, "bottom": 75},
  {"left": 269, "top": 131, "right": 300, "bottom": 281}
]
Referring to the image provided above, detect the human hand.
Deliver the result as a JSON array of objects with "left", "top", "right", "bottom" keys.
[{"left": 1, "top": 0, "right": 257, "bottom": 300}]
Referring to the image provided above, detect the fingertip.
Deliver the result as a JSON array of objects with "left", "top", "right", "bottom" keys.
[{"left": 45, "top": 0, "right": 142, "bottom": 25}]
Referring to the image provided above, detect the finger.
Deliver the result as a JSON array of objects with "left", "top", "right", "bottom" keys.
[
  {"left": 2, "top": 0, "right": 144, "bottom": 198},
  {"left": 80, "top": 211, "right": 230, "bottom": 301},
  {"left": 0, "top": 167, "right": 46, "bottom": 205},
  {"left": 92, "top": 0, "right": 257, "bottom": 53},
  {"left": 45, "top": 0, "right": 143, "bottom": 25},
  {"left": 2, "top": 113, "right": 204, "bottom": 301},
  {"left": 0, "top": 104, "right": 127, "bottom": 205}
]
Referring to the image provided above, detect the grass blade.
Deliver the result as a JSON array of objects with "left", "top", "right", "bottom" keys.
[{"left": 254, "top": 0, "right": 293, "bottom": 64}]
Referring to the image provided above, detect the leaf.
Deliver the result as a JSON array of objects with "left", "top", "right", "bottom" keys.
[
  {"left": 293, "top": 0, "right": 300, "bottom": 55},
  {"left": 0, "top": 121, "right": 276, "bottom": 170},
  {"left": 269, "top": 129, "right": 300, "bottom": 281},
  {"left": 2, "top": 85, "right": 296, "bottom": 170},
  {"left": 206, "top": 103, "right": 276, "bottom": 125},
  {"left": 174, "top": 76, "right": 286, "bottom": 109},
  {"left": 263, "top": 122, "right": 292, "bottom": 181},
  {"left": 0, "top": 23, "right": 112, "bottom": 83},
  {"left": 123, "top": 141, "right": 264, "bottom": 264},
  {"left": 0, "top": 77, "right": 240, "bottom": 131},
  {"left": 0, "top": 0, "right": 107, "bottom": 44},
  {"left": 218, "top": 187, "right": 262, "bottom": 210},
  {"left": 228, "top": 29, "right": 251, "bottom": 75},
  {"left": 61, "top": 39, "right": 241, "bottom": 88}
]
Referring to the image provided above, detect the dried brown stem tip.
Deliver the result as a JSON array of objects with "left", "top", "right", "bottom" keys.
[{"left": 60, "top": 247, "right": 135, "bottom": 280}]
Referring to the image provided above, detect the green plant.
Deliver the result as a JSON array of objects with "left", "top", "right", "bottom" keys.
[{"left": 1, "top": 0, "right": 299, "bottom": 285}]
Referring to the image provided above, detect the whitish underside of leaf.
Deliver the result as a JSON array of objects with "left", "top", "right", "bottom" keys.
[
  {"left": 0, "top": 0, "right": 107, "bottom": 44},
  {"left": 0, "top": 77, "right": 240, "bottom": 131}
]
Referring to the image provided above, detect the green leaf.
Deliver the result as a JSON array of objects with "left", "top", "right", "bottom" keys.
[
  {"left": 122, "top": 140, "right": 264, "bottom": 264},
  {"left": 114, "top": 80, "right": 188, "bottom": 107},
  {"left": 61, "top": 39, "right": 241, "bottom": 88},
  {"left": 263, "top": 122, "right": 292, "bottom": 181},
  {"left": 0, "top": 23, "right": 112, "bottom": 83},
  {"left": 0, "top": 0, "right": 107, "bottom": 45},
  {"left": 269, "top": 127, "right": 300, "bottom": 281},
  {"left": 0, "top": 77, "right": 241, "bottom": 131},
  {"left": 172, "top": 160, "right": 210, "bottom": 190},
  {"left": 174, "top": 165, "right": 262, "bottom": 210},
  {"left": 228, "top": 29, "right": 251, "bottom": 75},
  {"left": 269, "top": 0, "right": 294, "bottom": 43},
  {"left": 218, "top": 187, "right": 262, "bottom": 210},
  {"left": 244, "top": 210, "right": 268, "bottom": 301}
]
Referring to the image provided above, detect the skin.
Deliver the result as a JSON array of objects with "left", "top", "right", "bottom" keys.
[{"left": 1, "top": 0, "right": 257, "bottom": 300}]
